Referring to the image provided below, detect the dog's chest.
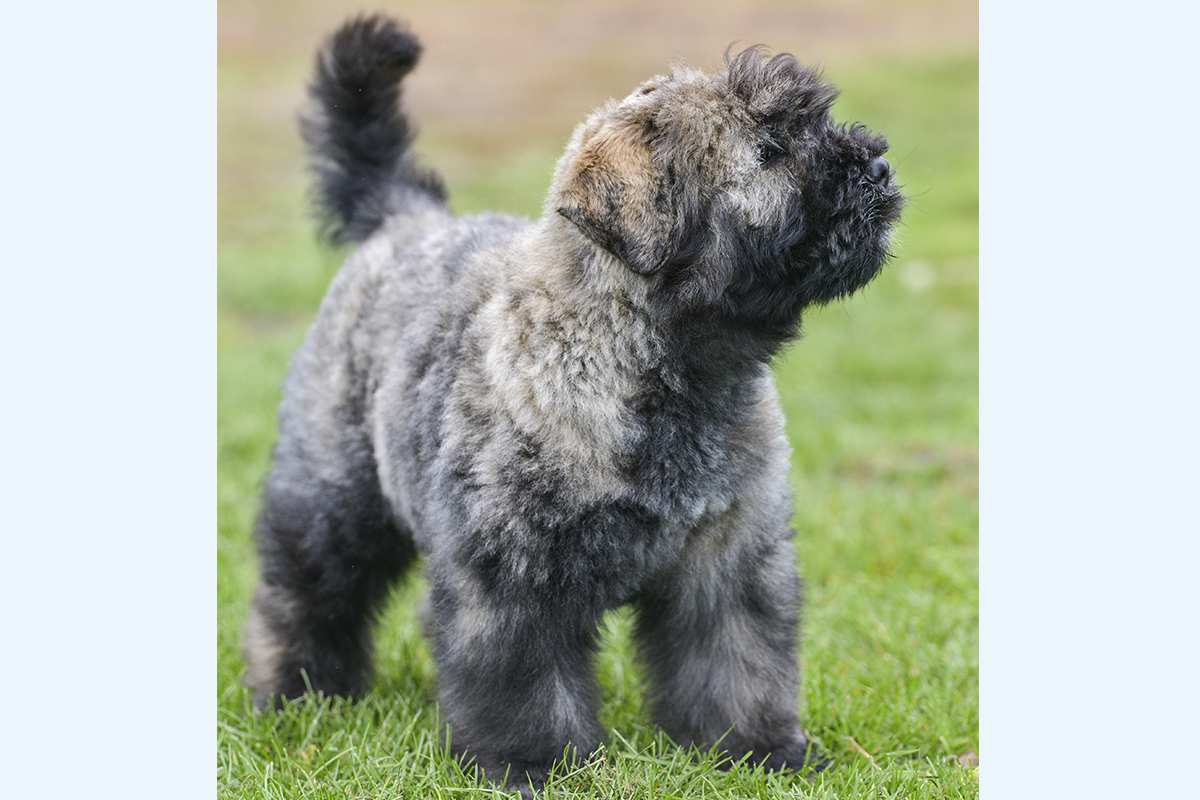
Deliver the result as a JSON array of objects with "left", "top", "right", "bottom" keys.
[
  {"left": 453, "top": 374, "right": 747, "bottom": 608},
  {"left": 428, "top": 284, "right": 769, "bottom": 607},
  {"left": 476, "top": 285, "right": 661, "bottom": 486},
  {"left": 459, "top": 470, "right": 733, "bottom": 609}
]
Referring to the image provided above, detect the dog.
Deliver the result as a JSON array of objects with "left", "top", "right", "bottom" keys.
[{"left": 243, "top": 13, "right": 902, "bottom": 796}]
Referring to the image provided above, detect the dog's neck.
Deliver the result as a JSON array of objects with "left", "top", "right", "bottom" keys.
[
  {"left": 512, "top": 216, "right": 774, "bottom": 377},
  {"left": 473, "top": 219, "right": 770, "bottom": 487}
]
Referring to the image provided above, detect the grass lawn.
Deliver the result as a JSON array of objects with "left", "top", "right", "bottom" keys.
[{"left": 218, "top": 16, "right": 978, "bottom": 796}]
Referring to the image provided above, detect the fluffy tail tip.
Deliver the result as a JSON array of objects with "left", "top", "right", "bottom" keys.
[{"left": 318, "top": 14, "right": 422, "bottom": 90}]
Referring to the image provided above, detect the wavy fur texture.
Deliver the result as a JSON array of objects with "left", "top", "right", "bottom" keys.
[{"left": 245, "top": 14, "right": 903, "bottom": 797}]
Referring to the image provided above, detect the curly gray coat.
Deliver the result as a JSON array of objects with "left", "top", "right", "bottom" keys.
[{"left": 243, "top": 14, "right": 902, "bottom": 796}]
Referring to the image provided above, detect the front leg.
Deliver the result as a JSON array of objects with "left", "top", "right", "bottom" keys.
[
  {"left": 635, "top": 526, "right": 815, "bottom": 772},
  {"left": 426, "top": 561, "right": 604, "bottom": 797}
]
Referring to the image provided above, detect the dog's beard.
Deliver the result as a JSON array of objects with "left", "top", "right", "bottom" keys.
[{"left": 788, "top": 187, "right": 903, "bottom": 305}]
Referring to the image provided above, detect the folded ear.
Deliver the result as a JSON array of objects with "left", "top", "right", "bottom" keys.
[{"left": 555, "top": 121, "right": 674, "bottom": 275}]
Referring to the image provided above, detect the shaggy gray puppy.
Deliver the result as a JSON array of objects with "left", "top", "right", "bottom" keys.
[{"left": 244, "top": 14, "right": 902, "bottom": 796}]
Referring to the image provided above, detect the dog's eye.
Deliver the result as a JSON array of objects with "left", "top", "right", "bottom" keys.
[{"left": 756, "top": 139, "right": 787, "bottom": 166}]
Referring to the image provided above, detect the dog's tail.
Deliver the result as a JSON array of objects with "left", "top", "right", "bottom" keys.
[{"left": 300, "top": 15, "right": 447, "bottom": 245}]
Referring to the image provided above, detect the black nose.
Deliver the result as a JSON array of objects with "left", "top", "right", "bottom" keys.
[{"left": 866, "top": 156, "right": 891, "bottom": 183}]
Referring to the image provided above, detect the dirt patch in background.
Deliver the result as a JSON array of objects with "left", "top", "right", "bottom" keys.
[{"left": 219, "top": 0, "right": 976, "bottom": 222}]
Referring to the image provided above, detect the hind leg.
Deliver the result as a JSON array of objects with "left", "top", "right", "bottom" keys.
[{"left": 243, "top": 439, "right": 415, "bottom": 707}]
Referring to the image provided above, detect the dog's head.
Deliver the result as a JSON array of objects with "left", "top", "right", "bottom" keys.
[{"left": 551, "top": 48, "right": 903, "bottom": 338}]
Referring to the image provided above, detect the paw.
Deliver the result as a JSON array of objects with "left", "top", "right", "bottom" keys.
[
  {"left": 468, "top": 754, "right": 552, "bottom": 799},
  {"left": 512, "top": 781, "right": 538, "bottom": 800},
  {"left": 505, "top": 765, "right": 550, "bottom": 800},
  {"left": 752, "top": 730, "right": 829, "bottom": 773}
]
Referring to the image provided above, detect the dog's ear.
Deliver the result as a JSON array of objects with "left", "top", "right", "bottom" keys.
[{"left": 555, "top": 121, "right": 674, "bottom": 276}]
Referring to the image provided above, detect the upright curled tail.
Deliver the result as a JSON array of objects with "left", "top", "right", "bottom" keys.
[{"left": 301, "top": 14, "right": 447, "bottom": 245}]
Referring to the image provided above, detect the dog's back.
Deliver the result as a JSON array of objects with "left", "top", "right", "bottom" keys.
[{"left": 296, "top": 13, "right": 531, "bottom": 392}]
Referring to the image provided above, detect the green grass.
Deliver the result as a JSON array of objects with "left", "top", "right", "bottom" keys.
[{"left": 219, "top": 53, "right": 977, "bottom": 799}]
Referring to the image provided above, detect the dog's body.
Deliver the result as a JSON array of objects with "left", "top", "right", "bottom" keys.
[{"left": 244, "top": 15, "right": 902, "bottom": 795}]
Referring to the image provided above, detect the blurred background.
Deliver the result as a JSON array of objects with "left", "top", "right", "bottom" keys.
[{"left": 219, "top": 1, "right": 977, "bottom": 797}]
